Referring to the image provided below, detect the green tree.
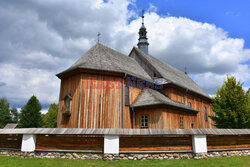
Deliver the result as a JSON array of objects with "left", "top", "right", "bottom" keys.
[
  {"left": 19, "top": 96, "right": 42, "bottom": 128},
  {"left": 210, "top": 76, "right": 250, "bottom": 128},
  {"left": 42, "top": 103, "right": 58, "bottom": 128},
  {"left": 0, "top": 97, "right": 12, "bottom": 128},
  {"left": 10, "top": 107, "right": 19, "bottom": 123}
]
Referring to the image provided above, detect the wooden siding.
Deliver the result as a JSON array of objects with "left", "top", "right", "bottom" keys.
[
  {"left": 36, "top": 135, "right": 104, "bottom": 151},
  {"left": 134, "top": 107, "right": 197, "bottom": 129},
  {"left": 124, "top": 85, "right": 143, "bottom": 128},
  {"left": 80, "top": 74, "right": 123, "bottom": 128},
  {"left": 163, "top": 85, "right": 215, "bottom": 129},
  {"left": 207, "top": 135, "right": 250, "bottom": 150},
  {"left": 57, "top": 72, "right": 144, "bottom": 129},
  {"left": 57, "top": 74, "right": 81, "bottom": 128},
  {"left": 57, "top": 71, "right": 214, "bottom": 129},
  {"left": 120, "top": 135, "right": 192, "bottom": 151},
  {"left": 0, "top": 134, "right": 22, "bottom": 149}
]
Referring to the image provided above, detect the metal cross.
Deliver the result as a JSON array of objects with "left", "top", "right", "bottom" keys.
[
  {"left": 97, "top": 32, "right": 101, "bottom": 43},
  {"left": 184, "top": 66, "right": 187, "bottom": 74}
]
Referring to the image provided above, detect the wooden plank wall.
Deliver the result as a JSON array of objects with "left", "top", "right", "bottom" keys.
[
  {"left": 120, "top": 135, "right": 192, "bottom": 151},
  {"left": 57, "top": 72, "right": 214, "bottom": 129},
  {"left": 0, "top": 134, "right": 22, "bottom": 149},
  {"left": 134, "top": 108, "right": 163, "bottom": 129},
  {"left": 134, "top": 107, "right": 197, "bottom": 129},
  {"left": 207, "top": 135, "right": 250, "bottom": 150},
  {"left": 57, "top": 74, "right": 81, "bottom": 128},
  {"left": 79, "top": 74, "right": 123, "bottom": 128},
  {"left": 124, "top": 85, "right": 143, "bottom": 128},
  {"left": 163, "top": 85, "right": 215, "bottom": 129},
  {"left": 36, "top": 135, "right": 104, "bottom": 151},
  {"left": 57, "top": 72, "right": 143, "bottom": 129}
]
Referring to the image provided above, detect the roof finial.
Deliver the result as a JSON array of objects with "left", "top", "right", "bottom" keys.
[
  {"left": 97, "top": 32, "right": 101, "bottom": 43},
  {"left": 184, "top": 66, "right": 188, "bottom": 75},
  {"left": 142, "top": 9, "right": 144, "bottom": 24}
]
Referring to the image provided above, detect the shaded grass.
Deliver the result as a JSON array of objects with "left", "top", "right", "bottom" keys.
[{"left": 0, "top": 156, "right": 249, "bottom": 167}]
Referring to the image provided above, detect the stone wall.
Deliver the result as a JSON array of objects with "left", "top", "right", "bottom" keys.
[{"left": 0, "top": 150, "right": 249, "bottom": 160}]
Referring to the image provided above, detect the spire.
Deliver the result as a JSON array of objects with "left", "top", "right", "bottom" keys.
[{"left": 137, "top": 10, "right": 149, "bottom": 54}]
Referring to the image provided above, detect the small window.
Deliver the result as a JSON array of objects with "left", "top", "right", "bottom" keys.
[
  {"left": 64, "top": 94, "right": 72, "bottom": 112},
  {"left": 188, "top": 102, "right": 192, "bottom": 108},
  {"left": 141, "top": 115, "right": 148, "bottom": 128},
  {"left": 191, "top": 122, "right": 194, "bottom": 128},
  {"left": 125, "top": 86, "right": 129, "bottom": 106},
  {"left": 180, "top": 117, "right": 184, "bottom": 129},
  {"left": 153, "top": 73, "right": 157, "bottom": 78},
  {"left": 204, "top": 107, "right": 208, "bottom": 121}
]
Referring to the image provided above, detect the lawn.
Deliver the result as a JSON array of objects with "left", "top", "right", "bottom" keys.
[{"left": 0, "top": 156, "right": 249, "bottom": 167}]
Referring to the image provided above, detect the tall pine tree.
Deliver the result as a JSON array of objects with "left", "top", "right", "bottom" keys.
[
  {"left": 0, "top": 97, "right": 12, "bottom": 128},
  {"left": 42, "top": 103, "right": 58, "bottom": 128},
  {"left": 19, "top": 96, "right": 42, "bottom": 128},
  {"left": 210, "top": 76, "right": 250, "bottom": 128}
]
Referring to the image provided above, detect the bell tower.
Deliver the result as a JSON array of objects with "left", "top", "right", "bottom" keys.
[{"left": 137, "top": 10, "right": 149, "bottom": 54}]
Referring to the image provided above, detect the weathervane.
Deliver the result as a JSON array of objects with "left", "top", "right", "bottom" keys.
[{"left": 97, "top": 32, "right": 101, "bottom": 43}]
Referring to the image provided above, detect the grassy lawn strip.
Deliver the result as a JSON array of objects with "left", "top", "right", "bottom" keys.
[{"left": 0, "top": 156, "right": 249, "bottom": 167}]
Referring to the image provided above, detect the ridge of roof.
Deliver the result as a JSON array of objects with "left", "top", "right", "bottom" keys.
[
  {"left": 57, "top": 43, "right": 151, "bottom": 80},
  {"left": 131, "top": 47, "right": 210, "bottom": 98},
  {"left": 132, "top": 88, "right": 199, "bottom": 113}
]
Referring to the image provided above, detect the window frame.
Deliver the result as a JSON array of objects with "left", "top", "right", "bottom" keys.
[
  {"left": 141, "top": 115, "right": 148, "bottom": 128},
  {"left": 125, "top": 86, "right": 129, "bottom": 106},
  {"left": 204, "top": 107, "right": 208, "bottom": 121},
  {"left": 188, "top": 102, "right": 192, "bottom": 108},
  {"left": 180, "top": 116, "right": 184, "bottom": 129}
]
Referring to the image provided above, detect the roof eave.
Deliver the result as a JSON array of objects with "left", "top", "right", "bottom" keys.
[{"left": 132, "top": 102, "right": 199, "bottom": 114}]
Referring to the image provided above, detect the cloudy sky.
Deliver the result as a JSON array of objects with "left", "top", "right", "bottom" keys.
[{"left": 0, "top": 0, "right": 249, "bottom": 112}]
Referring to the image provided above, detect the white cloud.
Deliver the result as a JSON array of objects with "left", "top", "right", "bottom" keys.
[
  {"left": 0, "top": 64, "right": 59, "bottom": 106},
  {"left": 0, "top": 0, "right": 249, "bottom": 108}
]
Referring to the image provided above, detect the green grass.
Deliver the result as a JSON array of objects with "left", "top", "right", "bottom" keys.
[{"left": 0, "top": 156, "right": 249, "bottom": 167}]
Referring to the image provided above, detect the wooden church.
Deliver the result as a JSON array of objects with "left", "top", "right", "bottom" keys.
[{"left": 56, "top": 14, "right": 215, "bottom": 129}]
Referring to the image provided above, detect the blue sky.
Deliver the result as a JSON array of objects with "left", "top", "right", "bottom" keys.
[
  {"left": 136, "top": 0, "right": 250, "bottom": 48},
  {"left": 0, "top": 0, "right": 249, "bottom": 112},
  {"left": 135, "top": 0, "right": 250, "bottom": 88}
]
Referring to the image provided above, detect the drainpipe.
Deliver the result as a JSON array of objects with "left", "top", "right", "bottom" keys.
[
  {"left": 132, "top": 107, "right": 135, "bottom": 128},
  {"left": 122, "top": 73, "right": 127, "bottom": 128}
]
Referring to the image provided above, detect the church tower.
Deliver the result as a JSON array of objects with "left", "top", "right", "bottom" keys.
[{"left": 137, "top": 10, "right": 149, "bottom": 54}]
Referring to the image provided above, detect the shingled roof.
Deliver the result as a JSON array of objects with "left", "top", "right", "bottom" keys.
[
  {"left": 132, "top": 88, "right": 199, "bottom": 113},
  {"left": 131, "top": 47, "right": 210, "bottom": 98},
  {"left": 57, "top": 43, "right": 151, "bottom": 80}
]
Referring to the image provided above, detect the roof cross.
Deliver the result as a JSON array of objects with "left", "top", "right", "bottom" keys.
[{"left": 97, "top": 32, "right": 101, "bottom": 43}]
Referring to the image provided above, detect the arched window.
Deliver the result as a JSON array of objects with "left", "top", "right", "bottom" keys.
[
  {"left": 204, "top": 107, "right": 208, "bottom": 121},
  {"left": 141, "top": 115, "right": 148, "bottom": 128},
  {"left": 188, "top": 102, "right": 192, "bottom": 108}
]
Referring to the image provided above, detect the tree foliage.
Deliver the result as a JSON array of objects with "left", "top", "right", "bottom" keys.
[
  {"left": 0, "top": 97, "right": 12, "bottom": 128},
  {"left": 210, "top": 76, "right": 250, "bottom": 128},
  {"left": 10, "top": 107, "right": 19, "bottom": 123},
  {"left": 42, "top": 103, "right": 58, "bottom": 128},
  {"left": 19, "top": 96, "right": 42, "bottom": 128}
]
